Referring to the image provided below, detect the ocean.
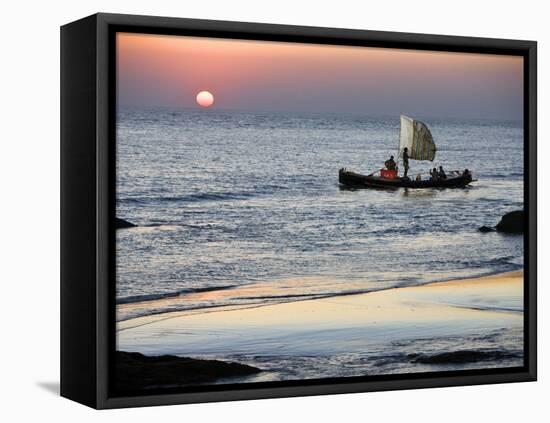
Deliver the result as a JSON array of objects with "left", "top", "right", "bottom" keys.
[
  {"left": 115, "top": 106, "right": 525, "bottom": 382},
  {"left": 116, "top": 106, "right": 524, "bottom": 322}
]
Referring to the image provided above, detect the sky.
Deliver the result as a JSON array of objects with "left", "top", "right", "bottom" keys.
[{"left": 117, "top": 32, "right": 523, "bottom": 120}]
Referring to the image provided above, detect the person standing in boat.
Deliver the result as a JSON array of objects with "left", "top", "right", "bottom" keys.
[
  {"left": 402, "top": 147, "right": 410, "bottom": 178},
  {"left": 438, "top": 165, "right": 447, "bottom": 180}
]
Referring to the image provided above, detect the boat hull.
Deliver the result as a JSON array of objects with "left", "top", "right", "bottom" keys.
[{"left": 338, "top": 169, "right": 473, "bottom": 189}]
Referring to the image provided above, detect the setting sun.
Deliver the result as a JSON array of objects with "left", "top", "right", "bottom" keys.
[{"left": 196, "top": 90, "right": 214, "bottom": 108}]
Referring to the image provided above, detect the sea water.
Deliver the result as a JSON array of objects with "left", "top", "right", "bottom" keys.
[{"left": 116, "top": 106, "right": 524, "bottom": 322}]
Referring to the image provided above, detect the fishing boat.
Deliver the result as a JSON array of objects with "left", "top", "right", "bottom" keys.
[
  {"left": 339, "top": 115, "right": 475, "bottom": 189},
  {"left": 339, "top": 168, "right": 473, "bottom": 189}
]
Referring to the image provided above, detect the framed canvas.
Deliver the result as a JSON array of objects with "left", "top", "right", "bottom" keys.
[{"left": 60, "top": 13, "right": 537, "bottom": 409}]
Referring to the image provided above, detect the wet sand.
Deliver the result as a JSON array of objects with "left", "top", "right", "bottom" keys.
[{"left": 117, "top": 271, "right": 523, "bottom": 383}]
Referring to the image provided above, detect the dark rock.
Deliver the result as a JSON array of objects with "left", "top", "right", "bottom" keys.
[
  {"left": 410, "top": 349, "right": 520, "bottom": 364},
  {"left": 478, "top": 226, "right": 495, "bottom": 233},
  {"left": 495, "top": 210, "right": 524, "bottom": 234},
  {"left": 115, "top": 217, "right": 136, "bottom": 229},
  {"left": 115, "top": 351, "right": 261, "bottom": 392}
]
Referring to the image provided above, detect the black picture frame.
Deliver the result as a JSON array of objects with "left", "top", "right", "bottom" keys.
[{"left": 61, "top": 12, "right": 537, "bottom": 409}]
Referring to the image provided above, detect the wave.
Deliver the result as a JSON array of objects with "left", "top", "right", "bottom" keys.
[
  {"left": 116, "top": 266, "right": 523, "bottom": 324},
  {"left": 486, "top": 172, "right": 524, "bottom": 178},
  {"left": 118, "top": 191, "right": 256, "bottom": 205},
  {"left": 448, "top": 303, "right": 523, "bottom": 313},
  {"left": 120, "top": 222, "right": 243, "bottom": 233},
  {"left": 426, "top": 256, "right": 523, "bottom": 271},
  {"left": 232, "top": 287, "right": 385, "bottom": 302},
  {"left": 117, "top": 284, "right": 237, "bottom": 304},
  {"left": 117, "top": 184, "right": 293, "bottom": 207},
  {"left": 116, "top": 286, "right": 392, "bottom": 323}
]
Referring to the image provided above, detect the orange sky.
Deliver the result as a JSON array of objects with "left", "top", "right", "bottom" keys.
[{"left": 117, "top": 32, "right": 523, "bottom": 120}]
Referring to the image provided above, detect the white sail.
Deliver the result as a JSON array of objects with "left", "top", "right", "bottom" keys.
[{"left": 399, "top": 115, "right": 436, "bottom": 161}]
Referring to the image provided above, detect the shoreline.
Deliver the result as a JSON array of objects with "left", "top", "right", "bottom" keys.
[
  {"left": 117, "top": 269, "right": 523, "bottom": 329},
  {"left": 117, "top": 268, "right": 523, "bottom": 326},
  {"left": 118, "top": 270, "right": 524, "bottom": 384}
]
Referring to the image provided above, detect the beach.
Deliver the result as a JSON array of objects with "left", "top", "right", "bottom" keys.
[{"left": 117, "top": 270, "right": 524, "bottom": 386}]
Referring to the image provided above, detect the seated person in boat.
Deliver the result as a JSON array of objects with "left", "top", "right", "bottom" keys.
[
  {"left": 437, "top": 166, "right": 447, "bottom": 180},
  {"left": 429, "top": 168, "right": 438, "bottom": 180},
  {"left": 384, "top": 155, "right": 396, "bottom": 170},
  {"left": 463, "top": 168, "right": 471, "bottom": 177},
  {"left": 415, "top": 173, "right": 422, "bottom": 182}
]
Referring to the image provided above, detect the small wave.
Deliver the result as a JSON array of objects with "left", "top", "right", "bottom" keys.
[
  {"left": 117, "top": 182, "right": 296, "bottom": 207},
  {"left": 122, "top": 222, "right": 240, "bottom": 233},
  {"left": 141, "top": 223, "right": 178, "bottom": 228},
  {"left": 233, "top": 293, "right": 324, "bottom": 301},
  {"left": 117, "top": 291, "right": 181, "bottom": 305},
  {"left": 366, "top": 225, "right": 459, "bottom": 237},
  {"left": 116, "top": 266, "right": 523, "bottom": 321},
  {"left": 487, "top": 172, "right": 524, "bottom": 178},
  {"left": 118, "top": 191, "right": 256, "bottom": 205},
  {"left": 475, "top": 197, "right": 511, "bottom": 203},
  {"left": 129, "top": 224, "right": 181, "bottom": 233},
  {"left": 179, "top": 192, "right": 255, "bottom": 202},
  {"left": 448, "top": 303, "right": 523, "bottom": 313},
  {"left": 426, "top": 256, "right": 522, "bottom": 272},
  {"left": 117, "top": 284, "right": 236, "bottom": 305},
  {"left": 233, "top": 287, "right": 383, "bottom": 302}
]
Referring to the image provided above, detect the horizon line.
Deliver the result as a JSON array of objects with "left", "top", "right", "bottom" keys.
[{"left": 116, "top": 103, "right": 524, "bottom": 123}]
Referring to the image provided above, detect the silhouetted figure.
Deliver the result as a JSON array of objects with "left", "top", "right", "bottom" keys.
[
  {"left": 385, "top": 155, "right": 396, "bottom": 170},
  {"left": 438, "top": 166, "right": 447, "bottom": 180},
  {"left": 402, "top": 147, "right": 410, "bottom": 178}
]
